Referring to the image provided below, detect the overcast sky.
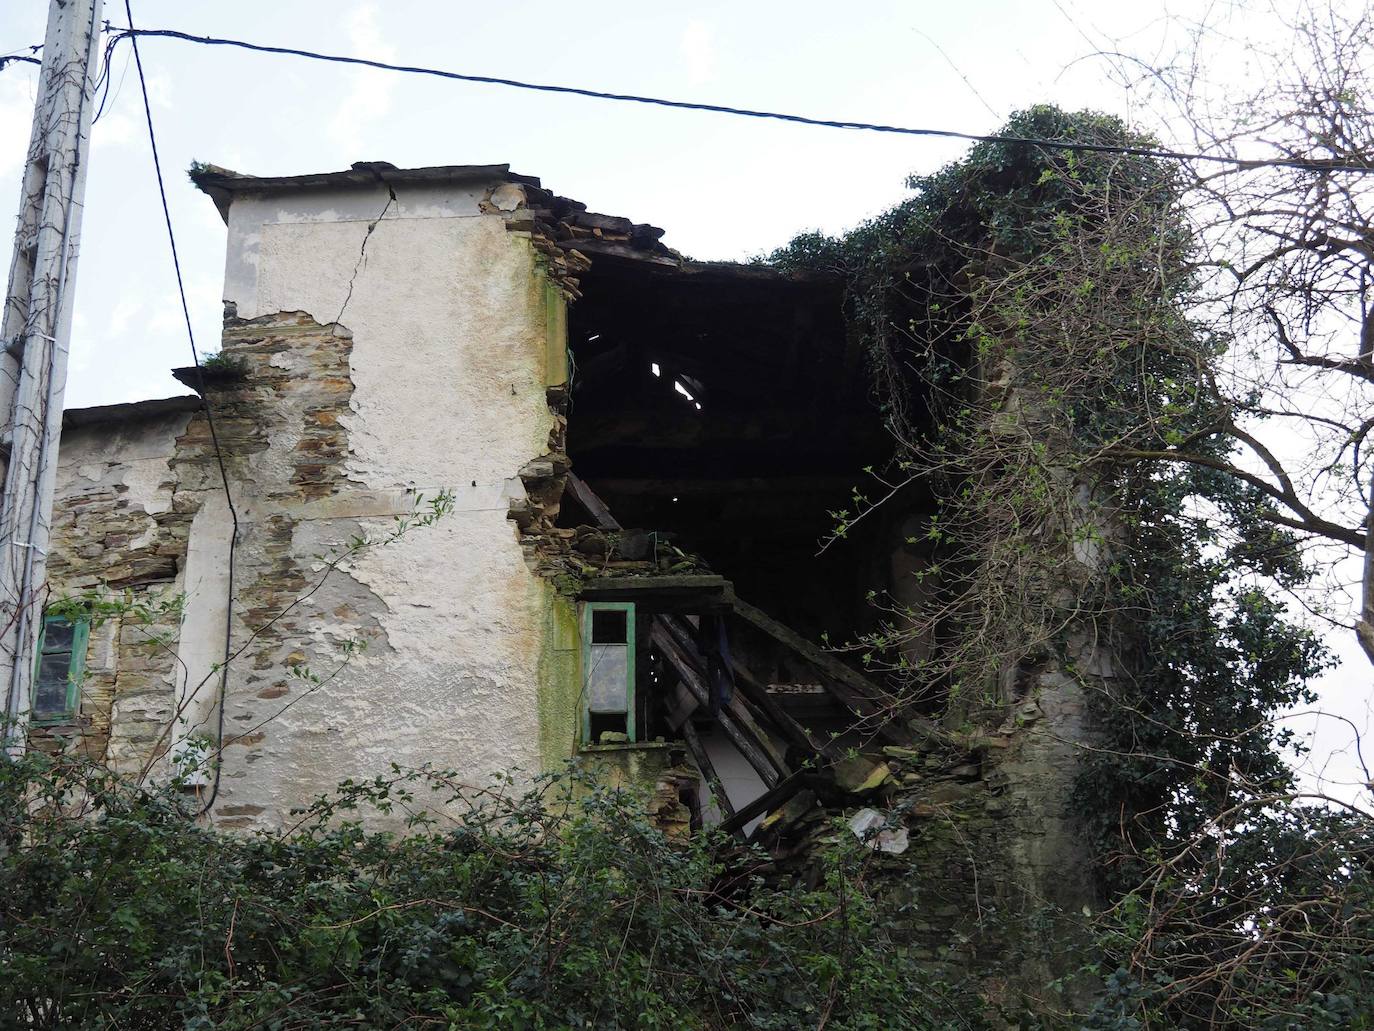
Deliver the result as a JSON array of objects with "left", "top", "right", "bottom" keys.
[{"left": 2, "top": 0, "right": 1368, "bottom": 798}]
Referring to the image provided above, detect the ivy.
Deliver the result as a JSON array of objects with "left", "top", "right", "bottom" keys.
[{"left": 773, "top": 105, "right": 1359, "bottom": 1026}]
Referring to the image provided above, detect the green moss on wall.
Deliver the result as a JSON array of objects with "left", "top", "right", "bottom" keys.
[{"left": 537, "top": 589, "right": 582, "bottom": 771}]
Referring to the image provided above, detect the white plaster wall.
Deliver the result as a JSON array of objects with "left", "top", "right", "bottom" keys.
[
  {"left": 257, "top": 215, "right": 550, "bottom": 486},
  {"left": 222, "top": 183, "right": 488, "bottom": 319},
  {"left": 240, "top": 503, "right": 547, "bottom": 806},
  {"left": 206, "top": 179, "right": 556, "bottom": 827},
  {"left": 56, "top": 414, "right": 187, "bottom": 515},
  {"left": 173, "top": 492, "right": 232, "bottom": 751}
]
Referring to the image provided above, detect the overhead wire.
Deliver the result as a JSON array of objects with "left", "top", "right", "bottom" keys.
[
  {"left": 100, "top": 23, "right": 1374, "bottom": 175},
  {"left": 93, "top": 28, "right": 133, "bottom": 124},
  {"left": 122, "top": 0, "right": 239, "bottom": 818},
  {"left": 0, "top": 41, "right": 43, "bottom": 69}
]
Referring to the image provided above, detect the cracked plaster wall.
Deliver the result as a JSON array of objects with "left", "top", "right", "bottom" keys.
[{"left": 185, "top": 179, "right": 560, "bottom": 830}]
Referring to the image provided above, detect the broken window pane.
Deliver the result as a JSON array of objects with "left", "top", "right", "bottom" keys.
[
  {"left": 591, "top": 608, "right": 628, "bottom": 644},
  {"left": 34, "top": 652, "right": 72, "bottom": 717}
]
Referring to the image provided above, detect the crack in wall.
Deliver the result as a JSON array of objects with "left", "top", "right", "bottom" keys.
[{"left": 332, "top": 171, "right": 398, "bottom": 331}]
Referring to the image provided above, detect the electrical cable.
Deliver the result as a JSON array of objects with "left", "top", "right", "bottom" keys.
[
  {"left": 102, "top": 24, "right": 1374, "bottom": 176},
  {"left": 93, "top": 29, "right": 133, "bottom": 125},
  {"left": 123, "top": 0, "right": 239, "bottom": 818},
  {"left": 0, "top": 42, "right": 43, "bottom": 69}
]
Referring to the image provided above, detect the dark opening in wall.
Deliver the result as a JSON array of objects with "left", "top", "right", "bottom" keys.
[{"left": 562, "top": 254, "right": 929, "bottom": 701}]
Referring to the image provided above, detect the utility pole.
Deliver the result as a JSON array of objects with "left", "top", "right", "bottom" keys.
[{"left": 0, "top": 0, "right": 103, "bottom": 754}]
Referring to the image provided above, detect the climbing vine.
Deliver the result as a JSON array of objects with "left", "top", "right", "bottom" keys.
[{"left": 776, "top": 106, "right": 1353, "bottom": 1026}]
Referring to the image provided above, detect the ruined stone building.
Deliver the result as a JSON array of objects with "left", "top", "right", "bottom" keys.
[{"left": 33, "top": 161, "right": 1098, "bottom": 981}]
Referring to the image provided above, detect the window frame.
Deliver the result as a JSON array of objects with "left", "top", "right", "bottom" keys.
[
  {"left": 580, "top": 601, "right": 636, "bottom": 745},
  {"left": 30, "top": 613, "right": 89, "bottom": 725}
]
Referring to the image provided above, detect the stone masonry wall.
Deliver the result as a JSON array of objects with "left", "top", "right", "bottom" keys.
[
  {"left": 171, "top": 308, "right": 394, "bottom": 828},
  {"left": 38, "top": 409, "right": 195, "bottom": 772}
]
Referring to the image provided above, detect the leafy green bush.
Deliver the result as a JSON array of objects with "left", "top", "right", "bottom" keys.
[{"left": 0, "top": 751, "right": 976, "bottom": 1029}]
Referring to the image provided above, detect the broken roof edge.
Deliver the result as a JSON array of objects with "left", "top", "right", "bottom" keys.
[
  {"left": 188, "top": 159, "right": 838, "bottom": 286},
  {"left": 190, "top": 160, "right": 541, "bottom": 223},
  {"left": 62, "top": 394, "right": 202, "bottom": 430},
  {"left": 653, "top": 255, "right": 842, "bottom": 286}
]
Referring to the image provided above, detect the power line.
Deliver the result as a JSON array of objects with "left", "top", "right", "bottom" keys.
[
  {"left": 102, "top": 23, "right": 1374, "bottom": 176},
  {"left": 122, "top": 0, "right": 238, "bottom": 817},
  {"left": 0, "top": 41, "right": 43, "bottom": 69}
]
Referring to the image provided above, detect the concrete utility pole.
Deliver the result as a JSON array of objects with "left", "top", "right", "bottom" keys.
[{"left": 0, "top": 0, "right": 103, "bottom": 754}]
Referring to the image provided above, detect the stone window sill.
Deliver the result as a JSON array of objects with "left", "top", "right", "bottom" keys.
[{"left": 579, "top": 740, "right": 679, "bottom": 754}]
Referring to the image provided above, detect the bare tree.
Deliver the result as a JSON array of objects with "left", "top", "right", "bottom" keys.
[{"left": 1100, "top": 0, "right": 1374, "bottom": 666}]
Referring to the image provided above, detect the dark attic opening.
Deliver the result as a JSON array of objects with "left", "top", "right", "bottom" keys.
[{"left": 558, "top": 244, "right": 944, "bottom": 824}]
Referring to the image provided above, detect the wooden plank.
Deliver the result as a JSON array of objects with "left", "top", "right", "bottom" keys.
[
  {"left": 727, "top": 653, "right": 844, "bottom": 761},
  {"left": 716, "top": 768, "right": 809, "bottom": 837},
  {"left": 650, "top": 621, "right": 781, "bottom": 788},
  {"left": 729, "top": 596, "right": 912, "bottom": 746},
  {"left": 579, "top": 575, "right": 733, "bottom": 613},
  {"left": 657, "top": 615, "right": 792, "bottom": 776},
  {"left": 730, "top": 597, "right": 894, "bottom": 711},
  {"left": 680, "top": 718, "right": 739, "bottom": 831},
  {"left": 583, "top": 575, "right": 730, "bottom": 593},
  {"left": 565, "top": 472, "right": 622, "bottom": 530}
]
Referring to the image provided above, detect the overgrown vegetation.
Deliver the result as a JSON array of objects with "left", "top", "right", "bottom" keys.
[
  {"left": 0, "top": 752, "right": 976, "bottom": 1030},
  {"left": 775, "top": 100, "right": 1368, "bottom": 1027},
  {"left": 8, "top": 6, "right": 1371, "bottom": 1026},
  {"left": 198, "top": 350, "right": 249, "bottom": 375}
]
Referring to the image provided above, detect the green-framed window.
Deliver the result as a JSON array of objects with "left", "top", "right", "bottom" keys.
[
  {"left": 581, "top": 602, "right": 635, "bottom": 744},
  {"left": 31, "top": 614, "right": 88, "bottom": 724}
]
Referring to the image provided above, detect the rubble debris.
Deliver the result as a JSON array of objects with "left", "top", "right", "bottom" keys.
[
  {"left": 831, "top": 756, "right": 893, "bottom": 795},
  {"left": 848, "top": 808, "right": 910, "bottom": 854}
]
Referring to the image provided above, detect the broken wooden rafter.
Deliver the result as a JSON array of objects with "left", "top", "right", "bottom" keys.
[
  {"left": 725, "top": 652, "right": 844, "bottom": 762},
  {"left": 657, "top": 615, "right": 791, "bottom": 778},
  {"left": 565, "top": 472, "right": 623, "bottom": 530},
  {"left": 729, "top": 597, "right": 911, "bottom": 746},
  {"left": 650, "top": 620, "right": 783, "bottom": 789},
  {"left": 716, "top": 768, "right": 810, "bottom": 837}
]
